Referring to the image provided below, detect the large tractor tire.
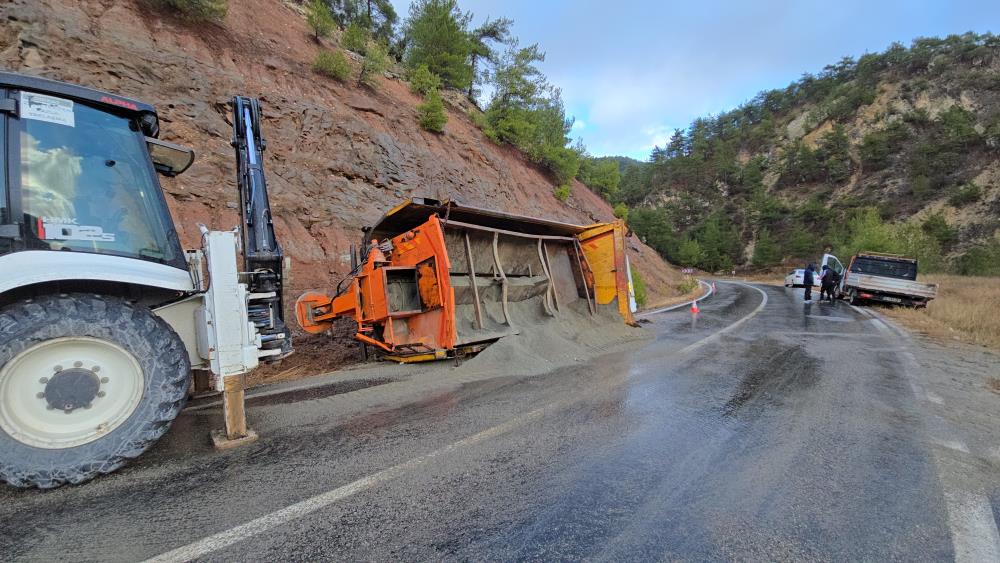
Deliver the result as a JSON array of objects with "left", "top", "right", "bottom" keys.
[{"left": 0, "top": 294, "right": 190, "bottom": 489}]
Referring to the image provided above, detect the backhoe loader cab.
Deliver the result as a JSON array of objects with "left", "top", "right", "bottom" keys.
[{"left": 0, "top": 72, "right": 290, "bottom": 489}]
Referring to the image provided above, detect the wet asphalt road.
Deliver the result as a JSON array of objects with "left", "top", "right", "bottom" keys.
[{"left": 1, "top": 282, "right": 996, "bottom": 561}]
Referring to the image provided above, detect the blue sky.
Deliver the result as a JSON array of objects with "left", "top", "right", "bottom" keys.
[{"left": 390, "top": 1, "right": 1000, "bottom": 159}]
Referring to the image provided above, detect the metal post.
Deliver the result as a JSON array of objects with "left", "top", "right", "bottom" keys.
[{"left": 212, "top": 374, "right": 258, "bottom": 450}]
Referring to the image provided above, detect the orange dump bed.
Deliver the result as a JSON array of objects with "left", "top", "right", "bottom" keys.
[{"left": 296, "top": 198, "right": 636, "bottom": 361}]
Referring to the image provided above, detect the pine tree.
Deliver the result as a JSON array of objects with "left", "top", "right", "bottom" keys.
[
  {"left": 417, "top": 88, "right": 448, "bottom": 133},
  {"left": 403, "top": 0, "right": 473, "bottom": 89},
  {"left": 752, "top": 228, "right": 781, "bottom": 267},
  {"left": 359, "top": 40, "right": 389, "bottom": 87},
  {"left": 342, "top": 21, "right": 370, "bottom": 53},
  {"left": 306, "top": 0, "right": 335, "bottom": 41},
  {"left": 677, "top": 238, "right": 705, "bottom": 268},
  {"left": 361, "top": 0, "right": 398, "bottom": 44},
  {"left": 467, "top": 16, "right": 513, "bottom": 100}
]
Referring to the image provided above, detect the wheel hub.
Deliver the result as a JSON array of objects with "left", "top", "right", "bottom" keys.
[
  {"left": 41, "top": 368, "right": 102, "bottom": 413},
  {"left": 1, "top": 337, "right": 145, "bottom": 449}
]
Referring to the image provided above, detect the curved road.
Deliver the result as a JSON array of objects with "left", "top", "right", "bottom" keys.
[{"left": 1, "top": 283, "right": 997, "bottom": 561}]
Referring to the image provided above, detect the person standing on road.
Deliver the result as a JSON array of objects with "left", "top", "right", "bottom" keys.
[
  {"left": 803, "top": 263, "right": 815, "bottom": 302},
  {"left": 820, "top": 264, "right": 838, "bottom": 303}
]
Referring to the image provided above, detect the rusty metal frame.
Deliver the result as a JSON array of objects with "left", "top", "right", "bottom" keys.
[
  {"left": 463, "top": 230, "right": 484, "bottom": 330},
  {"left": 536, "top": 239, "right": 555, "bottom": 316},
  {"left": 572, "top": 239, "right": 597, "bottom": 315},
  {"left": 445, "top": 219, "right": 578, "bottom": 242},
  {"left": 542, "top": 241, "right": 561, "bottom": 312},
  {"left": 492, "top": 232, "right": 511, "bottom": 326}
]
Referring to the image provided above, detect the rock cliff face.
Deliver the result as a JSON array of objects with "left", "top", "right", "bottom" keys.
[{"left": 0, "top": 0, "right": 682, "bottom": 304}]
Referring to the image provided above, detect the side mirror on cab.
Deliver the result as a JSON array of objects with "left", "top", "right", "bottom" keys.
[{"left": 146, "top": 137, "right": 195, "bottom": 177}]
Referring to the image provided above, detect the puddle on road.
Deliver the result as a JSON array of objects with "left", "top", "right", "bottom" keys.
[{"left": 723, "top": 339, "right": 820, "bottom": 417}]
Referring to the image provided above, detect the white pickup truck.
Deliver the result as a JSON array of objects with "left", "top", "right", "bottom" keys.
[{"left": 840, "top": 253, "right": 937, "bottom": 308}]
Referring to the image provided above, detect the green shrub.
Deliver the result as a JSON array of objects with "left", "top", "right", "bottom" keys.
[
  {"left": 955, "top": 239, "right": 1000, "bottom": 275},
  {"left": 859, "top": 121, "right": 910, "bottom": 170},
  {"left": 553, "top": 184, "right": 571, "bottom": 202},
  {"left": 909, "top": 141, "right": 962, "bottom": 185},
  {"left": 409, "top": 64, "right": 441, "bottom": 95},
  {"left": 155, "top": 0, "right": 227, "bottom": 19},
  {"left": 910, "top": 175, "right": 933, "bottom": 200},
  {"left": 903, "top": 108, "right": 931, "bottom": 126},
  {"left": 613, "top": 203, "right": 629, "bottom": 222},
  {"left": 342, "top": 21, "right": 369, "bottom": 53},
  {"left": 359, "top": 41, "right": 389, "bottom": 88},
  {"left": 417, "top": 88, "right": 447, "bottom": 133},
  {"left": 540, "top": 145, "right": 581, "bottom": 186},
  {"left": 313, "top": 50, "right": 351, "bottom": 81},
  {"left": 921, "top": 212, "right": 957, "bottom": 248},
  {"left": 676, "top": 277, "right": 699, "bottom": 295},
  {"left": 948, "top": 182, "right": 981, "bottom": 207},
  {"left": 631, "top": 268, "right": 647, "bottom": 307},
  {"left": 938, "top": 105, "right": 979, "bottom": 147}
]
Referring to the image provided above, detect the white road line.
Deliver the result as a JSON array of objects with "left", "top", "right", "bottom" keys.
[
  {"left": 944, "top": 490, "right": 1000, "bottom": 563},
  {"left": 637, "top": 279, "right": 714, "bottom": 317},
  {"left": 147, "top": 282, "right": 771, "bottom": 562},
  {"left": 859, "top": 307, "right": 1000, "bottom": 562},
  {"left": 805, "top": 315, "right": 853, "bottom": 322},
  {"left": 925, "top": 391, "right": 945, "bottom": 405},
  {"left": 146, "top": 403, "right": 554, "bottom": 563},
  {"left": 933, "top": 438, "right": 971, "bottom": 454},
  {"left": 671, "top": 282, "right": 768, "bottom": 357}
]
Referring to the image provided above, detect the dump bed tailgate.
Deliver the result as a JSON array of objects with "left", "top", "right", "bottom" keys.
[{"left": 847, "top": 273, "right": 938, "bottom": 299}]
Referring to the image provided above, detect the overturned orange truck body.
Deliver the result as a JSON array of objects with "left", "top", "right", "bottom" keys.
[{"left": 296, "top": 198, "right": 637, "bottom": 362}]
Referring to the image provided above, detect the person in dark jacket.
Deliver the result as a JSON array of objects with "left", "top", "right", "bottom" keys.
[
  {"left": 803, "top": 263, "right": 815, "bottom": 302},
  {"left": 820, "top": 264, "right": 839, "bottom": 303}
]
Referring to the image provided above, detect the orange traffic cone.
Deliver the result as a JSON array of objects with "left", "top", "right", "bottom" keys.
[{"left": 691, "top": 300, "right": 700, "bottom": 314}]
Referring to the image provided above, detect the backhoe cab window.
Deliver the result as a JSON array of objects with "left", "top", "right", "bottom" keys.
[{"left": 18, "top": 95, "right": 181, "bottom": 266}]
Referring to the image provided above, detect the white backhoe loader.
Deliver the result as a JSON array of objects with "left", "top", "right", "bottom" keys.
[{"left": 0, "top": 72, "right": 291, "bottom": 488}]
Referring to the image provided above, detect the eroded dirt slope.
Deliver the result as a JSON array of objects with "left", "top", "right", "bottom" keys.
[{"left": 0, "top": 0, "right": 681, "bottom": 301}]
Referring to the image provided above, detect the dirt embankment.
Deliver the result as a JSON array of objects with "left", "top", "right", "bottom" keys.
[{"left": 0, "top": 0, "right": 684, "bottom": 376}]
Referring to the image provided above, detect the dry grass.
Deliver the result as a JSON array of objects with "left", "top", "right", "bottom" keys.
[{"left": 882, "top": 274, "right": 1000, "bottom": 350}]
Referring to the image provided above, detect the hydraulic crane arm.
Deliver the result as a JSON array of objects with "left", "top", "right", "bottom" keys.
[{"left": 231, "top": 96, "right": 292, "bottom": 357}]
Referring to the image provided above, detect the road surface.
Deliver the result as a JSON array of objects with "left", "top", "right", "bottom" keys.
[{"left": 2, "top": 282, "right": 998, "bottom": 562}]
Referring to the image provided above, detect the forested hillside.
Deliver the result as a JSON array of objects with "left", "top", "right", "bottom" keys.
[{"left": 583, "top": 33, "right": 1000, "bottom": 275}]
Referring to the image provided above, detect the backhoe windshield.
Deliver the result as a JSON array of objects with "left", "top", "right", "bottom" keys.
[{"left": 18, "top": 96, "right": 181, "bottom": 266}]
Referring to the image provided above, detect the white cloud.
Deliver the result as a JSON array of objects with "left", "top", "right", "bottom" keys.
[{"left": 571, "top": 120, "right": 586, "bottom": 131}]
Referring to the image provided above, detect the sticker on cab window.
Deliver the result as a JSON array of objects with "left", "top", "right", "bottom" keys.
[
  {"left": 20, "top": 92, "right": 75, "bottom": 127},
  {"left": 39, "top": 217, "right": 115, "bottom": 242}
]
